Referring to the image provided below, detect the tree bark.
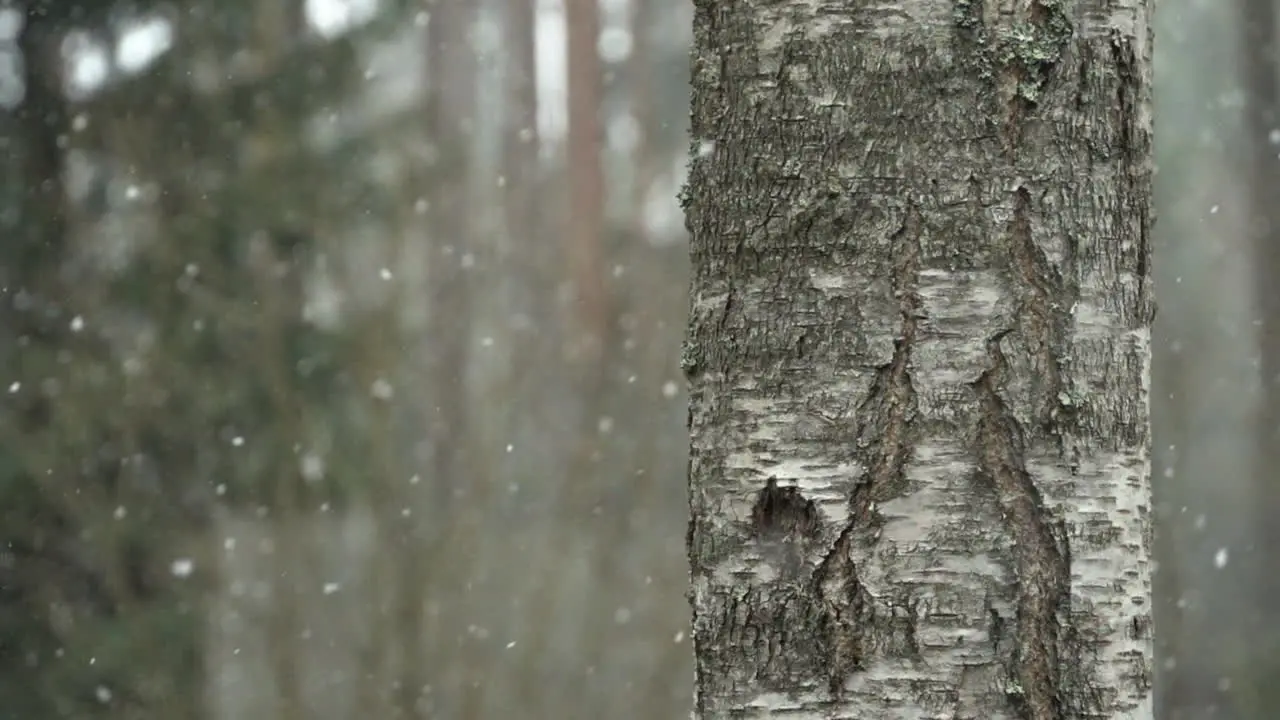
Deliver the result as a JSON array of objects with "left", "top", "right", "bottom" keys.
[{"left": 684, "top": 1, "right": 1155, "bottom": 718}]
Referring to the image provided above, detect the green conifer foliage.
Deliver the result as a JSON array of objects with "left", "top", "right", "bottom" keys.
[{"left": 1, "top": 1, "right": 415, "bottom": 716}]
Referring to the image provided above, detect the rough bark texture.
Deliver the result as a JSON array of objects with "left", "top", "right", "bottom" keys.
[{"left": 683, "top": 1, "right": 1155, "bottom": 718}]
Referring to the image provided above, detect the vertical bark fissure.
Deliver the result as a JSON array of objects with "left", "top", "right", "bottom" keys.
[
  {"left": 973, "top": 330, "right": 1070, "bottom": 720},
  {"left": 1009, "top": 187, "right": 1069, "bottom": 429},
  {"left": 812, "top": 202, "right": 923, "bottom": 698},
  {"left": 854, "top": 203, "right": 924, "bottom": 515}
]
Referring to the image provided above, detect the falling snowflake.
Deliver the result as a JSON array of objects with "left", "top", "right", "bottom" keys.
[
  {"left": 300, "top": 453, "right": 325, "bottom": 482},
  {"left": 370, "top": 378, "right": 394, "bottom": 400}
]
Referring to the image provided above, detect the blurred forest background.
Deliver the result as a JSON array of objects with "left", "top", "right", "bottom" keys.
[{"left": 0, "top": 0, "right": 1272, "bottom": 718}]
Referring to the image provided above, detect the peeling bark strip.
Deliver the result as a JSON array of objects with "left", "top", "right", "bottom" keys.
[{"left": 685, "top": 0, "right": 1154, "bottom": 717}]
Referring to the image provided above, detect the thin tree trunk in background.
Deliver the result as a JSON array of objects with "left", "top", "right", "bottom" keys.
[
  {"left": 510, "top": 4, "right": 614, "bottom": 710},
  {"left": 14, "top": 6, "right": 69, "bottom": 283},
  {"left": 564, "top": 0, "right": 613, "bottom": 545},
  {"left": 1241, "top": 0, "right": 1280, "bottom": 638},
  {"left": 406, "top": 2, "right": 477, "bottom": 717},
  {"left": 9, "top": 9, "right": 73, "bottom": 704},
  {"left": 10, "top": 1, "right": 75, "bottom": 667},
  {"left": 257, "top": 7, "right": 310, "bottom": 717},
  {"left": 564, "top": 0, "right": 608, "bottom": 369},
  {"left": 685, "top": 0, "right": 1155, "bottom": 717},
  {"left": 503, "top": 0, "right": 539, "bottom": 241},
  {"left": 629, "top": 0, "right": 659, "bottom": 223},
  {"left": 503, "top": 0, "right": 551, "bottom": 391}
]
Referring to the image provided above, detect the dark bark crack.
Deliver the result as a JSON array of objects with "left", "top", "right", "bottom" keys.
[
  {"left": 1109, "top": 32, "right": 1157, "bottom": 329},
  {"left": 850, "top": 202, "right": 924, "bottom": 520},
  {"left": 972, "top": 331, "right": 1070, "bottom": 720},
  {"left": 809, "top": 203, "right": 923, "bottom": 699},
  {"left": 1009, "top": 186, "right": 1069, "bottom": 431}
]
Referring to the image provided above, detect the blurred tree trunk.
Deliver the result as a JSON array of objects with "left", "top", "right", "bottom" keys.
[
  {"left": 503, "top": 0, "right": 539, "bottom": 268},
  {"left": 502, "top": 0, "right": 554, "bottom": 405},
  {"left": 12, "top": 0, "right": 69, "bottom": 299},
  {"left": 565, "top": 0, "right": 611, "bottom": 505},
  {"left": 629, "top": 0, "right": 660, "bottom": 220},
  {"left": 565, "top": 0, "right": 607, "bottom": 369},
  {"left": 684, "top": 2, "right": 1155, "bottom": 717},
  {"left": 405, "top": 2, "right": 478, "bottom": 717},
  {"left": 2, "top": 8, "right": 76, "bottom": 713},
  {"left": 1241, "top": 0, "right": 1280, "bottom": 639}
]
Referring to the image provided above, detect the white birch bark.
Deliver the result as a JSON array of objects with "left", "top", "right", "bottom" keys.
[{"left": 683, "top": 1, "right": 1155, "bottom": 718}]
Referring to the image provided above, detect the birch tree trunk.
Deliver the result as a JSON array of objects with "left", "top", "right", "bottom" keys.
[{"left": 683, "top": 1, "right": 1155, "bottom": 718}]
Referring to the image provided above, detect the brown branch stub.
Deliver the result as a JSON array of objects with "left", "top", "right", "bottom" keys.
[
  {"left": 750, "top": 477, "right": 819, "bottom": 543},
  {"left": 972, "top": 331, "right": 1071, "bottom": 720}
]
